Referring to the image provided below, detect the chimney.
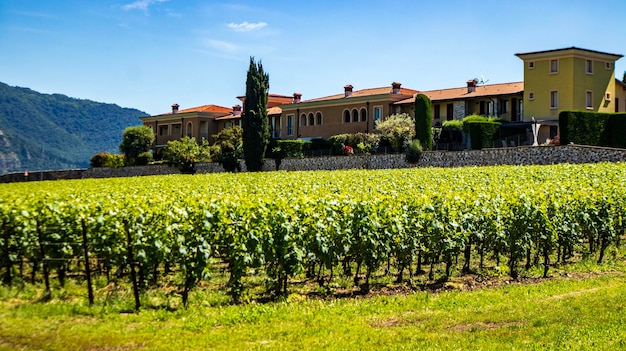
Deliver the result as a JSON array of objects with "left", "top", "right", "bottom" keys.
[
  {"left": 293, "top": 93, "right": 302, "bottom": 103},
  {"left": 232, "top": 104, "right": 242, "bottom": 116},
  {"left": 171, "top": 103, "right": 179, "bottom": 114},
  {"left": 344, "top": 84, "right": 353, "bottom": 97},
  {"left": 467, "top": 79, "right": 478, "bottom": 93},
  {"left": 391, "top": 82, "right": 401, "bottom": 94}
]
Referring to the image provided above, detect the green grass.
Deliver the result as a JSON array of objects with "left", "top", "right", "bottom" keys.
[{"left": 1, "top": 264, "right": 625, "bottom": 350}]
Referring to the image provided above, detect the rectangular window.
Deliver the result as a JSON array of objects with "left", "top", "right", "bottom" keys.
[
  {"left": 586, "top": 91, "right": 593, "bottom": 109},
  {"left": 550, "top": 59, "right": 558, "bottom": 74},
  {"left": 499, "top": 99, "right": 509, "bottom": 114},
  {"left": 373, "top": 106, "right": 383, "bottom": 128},
  {"left": 550, "top": 90, "right": 558, "bottom": 109},
  {"left": 158, "top": 124, "right": 169, "bottom": 136},
  {"left": 171, "top": 123, "right": 182, "bottom": 136},
  {"left": 446, "top": 103, "right": 453, "bottom": 121},
  {"left": 605, "top": 62, "right": 612, "bottom": 70},
  {"left": 433, "top": 104, "right": 441, "bottom": 119},
  {"left": 286, "top": 115, "right": 294, "bottom": 136},
  {"left": 586, "top": 59, "right": 593, "bottom": 74},
  {"left": 605, "top": 92, "right": 611, "bottom": 101},
  {"left": 529, "top": 92, "right": 535, "bottom": 100},
  {"left": 528, "top": 61, "right": 535, "bottom": 69}
]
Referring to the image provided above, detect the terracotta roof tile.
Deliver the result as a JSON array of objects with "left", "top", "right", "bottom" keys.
[
  {"left": 303, "top": 86, "right": 418, "bottom": 103},
  {"left": 176, "top": 104, "right": 232, "bottom": 114},
  {"left": 395, "top": 82, "right": 524, "bottom": 105},
  {"left": 214, "top": 106, "right": 281, "bottom": 121}
]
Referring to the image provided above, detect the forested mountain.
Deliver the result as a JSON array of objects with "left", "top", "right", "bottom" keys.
[{"left": 0, "top": 82, "right": 147, "bottom": 174}]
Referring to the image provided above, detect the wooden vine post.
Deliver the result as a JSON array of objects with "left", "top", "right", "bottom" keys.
[
  {"left": 2, "top": 221, "right": 11, "bottom": 286},
  {"left": 81, "top": 220, "right": 94, "bottom": 305},
  {"left": 36, "top": 220, "right": 51, "bottom": 299},
  {"left": 124, "top": 220, "right": 141, "bottom": 312}
]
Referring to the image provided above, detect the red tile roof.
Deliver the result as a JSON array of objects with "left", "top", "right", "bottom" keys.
[
  {"left": 213, "top": 106, "right": 282, "bottom": 121},
  {"left": 395, "top": 82, "right": 524, "bottom": 105},
  {"left": 303, "top": 86, "right": 418, "bottom": 103},
  {"left": 176, "top": 104, "right": 232, "bottom": 114}
]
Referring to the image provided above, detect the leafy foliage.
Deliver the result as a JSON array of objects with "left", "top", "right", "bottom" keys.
[
  {"left": 0, "top": 82, "right": 145, "bottom": 174},
  {"left": 559, "top": 110, "right": 626, "bottom": 148},
  {"left": 119, "top": 126, "right": 154, "bottom": 166},
  {"left": 328, "top": 133, "right": 381, "bottom": 155},
  {"left": 211, "top": 127, "right": 243, "bottom": 172},
  {"left": 375, "top": 113, "right": 415, "bottom": 152},
  {"left": 89, "top": 152, "right": 124, "bottom": 168},
  {"left": 163, "top": 137, "right": 210, "bottom": 173},
  {"left": 414, "top": 94, "right": 433, "bottom": 150},
  {"left": 242, "top": 58, "right": 270, "bottom": 172},
  {"left": 1, "top": 163, "right": 625, "bottom": 305},
  {"left": 405, "top": 139, "right": 423, "bottom": 164}
]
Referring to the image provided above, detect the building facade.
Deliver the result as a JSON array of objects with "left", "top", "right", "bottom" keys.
[
  {"left": 516, "top": 47, "right": 623, "bottom": 142},
  {"left": 278, "top": 83, "right": 417, "bottom": 140},
  {"left": 140, "top": 46, "right": 624, "bottom": 149}
]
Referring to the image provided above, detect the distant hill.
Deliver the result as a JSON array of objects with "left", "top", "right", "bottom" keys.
[{"left": 0, "top": 82, "right": 147, "bottom": 174}]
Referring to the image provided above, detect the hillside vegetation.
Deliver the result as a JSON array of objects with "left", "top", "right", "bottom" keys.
[{"left": 0, "top": 82, "right": 146, "bottom": 174}]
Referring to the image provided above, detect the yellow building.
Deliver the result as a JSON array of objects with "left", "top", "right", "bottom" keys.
[{"left": 516, "top": 47, "right": 623, "bottom": 142}]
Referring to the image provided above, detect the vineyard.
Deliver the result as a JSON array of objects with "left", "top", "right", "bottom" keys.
[{"left": 0, "top": 163, "right": 625, "bottom": 309}]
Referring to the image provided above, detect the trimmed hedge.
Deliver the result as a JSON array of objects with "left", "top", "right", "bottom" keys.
[
  {"left": 560, "top": 111, "right": 626, "bottom": 148},
  {"left": 465, "top": 121, "right": 500, "bottom": 149},
  {"left": 277, "top": 140, "right": 305, "bottom": 158}
]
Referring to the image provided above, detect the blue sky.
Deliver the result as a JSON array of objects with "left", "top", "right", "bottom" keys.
[{"left": 1, "top": 0, "right": 625, "bottom": 116}]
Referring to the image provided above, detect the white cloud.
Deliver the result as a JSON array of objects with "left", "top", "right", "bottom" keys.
[
  {"left": 205, "top": 39, "right": 239, "bottom": 53},
  {"left": 122, "top": 0, "right": 168, "bottom": 11},
  {"left": 227, "top": 21, "right": 268, "bottom": 32}
]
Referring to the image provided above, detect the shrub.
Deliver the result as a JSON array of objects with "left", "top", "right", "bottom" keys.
[
  {"left": 375, "top": 113, "right": 416, "bottom": 152},
  {"left": 465, "top": 121, "right": 500, "bottom": 149},
  {"left": 405, "top": 139, "right": 423, "bottom": 164},
  {"left": 329, "top": 133, "right": 380, "bottom": 155},
  {"left": 89, "top": 152, "right": 124, "bottom": 168},
  {"left": 135, "top": 151, "right": 153, "bottom": 166},
  {"left": 211, "top": 127, "right": 243, "bottom": 172},
  {"left": 119, "top": 125, "right": 154, "bottom": 166},
  {"left": 329, "top": 134, "right": 349, "bottom": 155},
  {"left": 163, "top": 136, "right": 210, "bottom": 173},
  {"left": 560, "top": 111, "right": 626, "bottom": 148},
  {"left": 277, "top": 140, "right": 305, "bottom": 158}
]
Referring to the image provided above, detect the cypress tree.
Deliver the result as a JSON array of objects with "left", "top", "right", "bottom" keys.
[
  {"left": 242, "top": 57, "right": 270, "bottom": 172},
  {"left": 414, "top": 93, "right": 433, "bottom": 151}
]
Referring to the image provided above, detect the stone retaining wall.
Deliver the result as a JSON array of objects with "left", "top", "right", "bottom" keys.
[{"left": 1, "top": 145, "right": 625, "bottom": 182}]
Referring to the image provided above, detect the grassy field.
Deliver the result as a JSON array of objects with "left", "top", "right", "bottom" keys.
[{"left": 0, "top": 258, "right": 625, "bottom": 351}]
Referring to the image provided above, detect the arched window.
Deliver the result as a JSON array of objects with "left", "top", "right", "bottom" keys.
[
  {"left": 186, "top": 122, "right": 193, "bottom": 137},
  {"left": 360, "top": 108, "right": 367, "bottom": 122},
  {"left": 352, "top": 109, "right": 358, "bottom": 122},
  {"left": 343, "top": 110, "right": 350, "bottom": 123},
  {"left": 301, "top": 113, "right": 307, "bottom": 126},
  {"left": 308, "top": 113, "right": 315, "bottom": 126},
  {"left": 316, "top": 112, "right": 322, "bottom": 125}
]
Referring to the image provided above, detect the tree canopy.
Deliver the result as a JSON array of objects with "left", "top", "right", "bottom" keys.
[
  {"left": 119, "top": 125, "right": 154, "bottom": 166},
  {"left": 242, "top": 57, "right": 270, "bottom": 172},
  {"left": 414, "top": 94, "right": 433, "bottom": 151}
]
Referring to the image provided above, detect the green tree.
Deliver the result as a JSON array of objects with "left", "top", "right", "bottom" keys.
[
  {"left": 375, "top": 113, "right": 415, "bottom": 152},
  {"left": 242, "top": 57, "right": 270, "bottom": 172},
  {"left": 414, "top": 94, "right": 433, "bottom": 151},
  {"left": 163, "top": 136, "right": 211, "bottom": 173},
  {"left": 119, "top": 125, "right": 154, "bottom": 166},
  {"left": 211, "top": 126, "right": 243, "bottom": 172}
]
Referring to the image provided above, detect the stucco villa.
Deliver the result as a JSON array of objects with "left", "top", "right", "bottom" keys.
[{"left": 140, "top": 46, "right": 625, "bottom": 149}]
